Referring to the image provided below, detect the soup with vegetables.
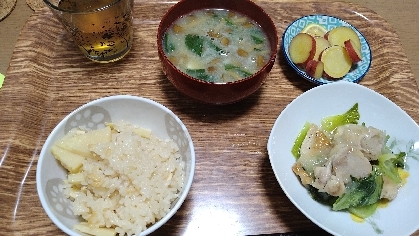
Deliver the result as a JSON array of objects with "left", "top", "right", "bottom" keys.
[{"left": 162, "top": 9, "right": 271, "bottom": 83}]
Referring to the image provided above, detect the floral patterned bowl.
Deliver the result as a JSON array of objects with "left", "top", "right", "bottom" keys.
[
  {"left": 36, "top": 95, "right": 195, "bottom": 235},
  {"left": 282, "top": 14, "right": 372, "bottom": 85}
]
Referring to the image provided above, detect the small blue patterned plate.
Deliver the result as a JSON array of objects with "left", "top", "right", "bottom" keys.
[{"left": 282, "top": 15, "right": 372, "bottom": 85}]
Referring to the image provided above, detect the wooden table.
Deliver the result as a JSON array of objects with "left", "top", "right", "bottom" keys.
[
  {"left": 1, "top": 1, "right": 419, "bottom": 235},
  {"left": 4, "top": 0, "right": 419, "bottom": 81}
]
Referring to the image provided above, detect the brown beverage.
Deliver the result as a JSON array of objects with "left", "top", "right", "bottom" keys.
[{"left": 51, "top": 0, "right": 133, "bottom": 62}]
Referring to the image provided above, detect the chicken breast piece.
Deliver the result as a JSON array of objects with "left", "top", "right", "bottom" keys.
[
  {"left": 312, "top": 161, "right": 346, "bottom": 197},
  {"left": 298, "top": 124, "right": 332, "bottom": 173},
  {"left": 311, "top": 143, "right": 372, "bottom": 197},
  {"left": 325, "top": 175, "right": 346, "bottom": 196},
  {"left": 330, "top": 144, "right": 372, "bottom": 184},
  {"left": 380, "top": 175, "right": 401, "bottom": 200},
  {"left": 292, "top": 162, "right": 313, "bottom": 186},
  {"left": 333, "top": 124, "right": 386, "bottom": 160}
]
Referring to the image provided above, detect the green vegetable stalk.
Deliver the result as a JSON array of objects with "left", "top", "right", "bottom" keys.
[
  {"left": 321, "top": 103, "right": 360, "bottom": 132},
  {"left": 378, "top": 153, "right": 405, "bottom": 183},
  {"left": 291, "top": 122, "right": 311, "bottom": 158},
  {"left": 348, "top": 202, "right": 379, "bottom": 219}
]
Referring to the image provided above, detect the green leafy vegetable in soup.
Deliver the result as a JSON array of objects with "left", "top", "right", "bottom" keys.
[
  {"left": 163, "top": 33, "right": 175, "bottom": 53},
  {"left": 291, "top": 103, "right": 409, "bottom": 220},
  {"left": 186, "top": 69, "right": 211, "bottom": 82},
  {"left": 163, "top": 9, "right": 271, "bottom": 83},
  {"left": 185, "top": 34, "right": 204, "bottom": 56},
  {"left": 224, "top": 64, "right": 252, "bottom": 77}
]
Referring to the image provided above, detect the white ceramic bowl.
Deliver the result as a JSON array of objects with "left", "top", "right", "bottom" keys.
[
  {"left": 282, "top": 14, "right": 372, "bottom": 85},
  {"left": 36, "top": 95, "right": 195, "bottom": 235},
  {"left": 268, "top": 81, "right": 419, "bottom": 235}
]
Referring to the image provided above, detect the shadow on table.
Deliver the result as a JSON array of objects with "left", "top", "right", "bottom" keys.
[
  {"left": 258, "top": 154, "right": 332, "bottom": 236},
  {"left": 249, "top": 232, "right": 332, "bottom": 236}
]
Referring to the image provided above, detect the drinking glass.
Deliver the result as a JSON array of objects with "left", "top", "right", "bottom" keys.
[{"left": 43, "top": 0, "right": 134, "bottom": 63}]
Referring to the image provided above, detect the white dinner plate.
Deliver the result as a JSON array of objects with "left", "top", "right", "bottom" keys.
[{"left": 267, "top": 81, "right": 419, "bottom": 236}]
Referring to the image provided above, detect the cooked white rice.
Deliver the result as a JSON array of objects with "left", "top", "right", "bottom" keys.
[{"left": 65, "top": 122, "right": 185, "bottom": 235}]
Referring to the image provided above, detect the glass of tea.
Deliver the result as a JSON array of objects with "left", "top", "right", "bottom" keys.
[{"left": 43, "top": 0, "right": 134, "bottom": 63}]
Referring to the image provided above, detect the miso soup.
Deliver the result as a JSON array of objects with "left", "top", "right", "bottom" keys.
[{"left": 163, "top": 9, "right": 271, "bottom": 83}]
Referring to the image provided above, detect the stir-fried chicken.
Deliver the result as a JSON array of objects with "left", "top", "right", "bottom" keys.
[
  {"left": 333, "top": 124, "right": 386, "bottom": 161},
  {"left": 380, "top": 175, "right": 401, "bottom": 200},
  {"left": 295, "top": 124, "right": 386, "bottom": 197},
  {"left": 298, "top": 124, "right": 332, "bottom": 173}
]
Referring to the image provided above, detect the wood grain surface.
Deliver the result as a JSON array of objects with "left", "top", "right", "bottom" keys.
[{"left": 1, "top": 1, "right": 418, "bottom": 235}]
